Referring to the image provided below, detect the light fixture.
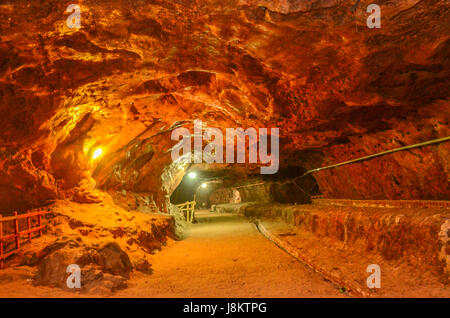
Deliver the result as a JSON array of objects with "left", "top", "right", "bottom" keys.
[
  {"left": 201, "top": 182, "right": 207, "bottom": 188},
  {"left": 92, "top": 148, "right": 103, "bottom": 159},
  {"left": 188, "top": 172, "right": 197, "bottom": 179}
]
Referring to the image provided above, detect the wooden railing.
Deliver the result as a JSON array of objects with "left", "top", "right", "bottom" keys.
[
  {"left": 0, "top": 208, "right": 50, "bottom": 268},
  {"left": 175, "top": 201, "right": 196, "bottom": 223}
]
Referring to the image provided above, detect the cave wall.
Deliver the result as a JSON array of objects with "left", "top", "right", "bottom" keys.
[
  {"left": 314, "top": 124, "right": 450, "bottom": 200},
  {"left": 242, "top": 202, "right": 450, "bottom": 281},
  {"left": 0, "top": 0, "right": 448, "bottom": 213},
  {"left": 210, "top": 188, "right": 243, "bottom": 205},
  {"left": 210, "top": 174, "right": 320, "bottom": 205}
]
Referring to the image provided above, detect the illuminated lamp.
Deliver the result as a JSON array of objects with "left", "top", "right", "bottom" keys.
[
  {"left": 188, "top": 172, "right": 197, "bottom": 179},
  {"left": 92, "top": 148, "right": 103, "bottom": 159}
]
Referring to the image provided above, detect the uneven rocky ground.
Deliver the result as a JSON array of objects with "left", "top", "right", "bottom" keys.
[
  {"left": 0, "top": 198, "right": 174, "bottom": 296},
  {"left": 0, "top": 211, "right": 346, "bottom": 298},
  {"left": 1, "top": 209, "right": 448, "bottom": 297}
]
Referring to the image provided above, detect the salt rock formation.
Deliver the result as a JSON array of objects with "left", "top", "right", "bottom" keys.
[
  {"left": 34, "top": 240, "right": 130, "bottom": 292},
  {"left": 0, "top": 0, "right": 448, "bottom": 213},
  {"left": 0, "top": 199, "right": 174, "bottom": 294}
]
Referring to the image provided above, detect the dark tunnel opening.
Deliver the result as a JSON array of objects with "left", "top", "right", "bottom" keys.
[
  {"left": 169, "top": 170, "right": 223, "bottom": 205},
  {"left": 170, "top": 165, "right": 322, "bottom": 207}
]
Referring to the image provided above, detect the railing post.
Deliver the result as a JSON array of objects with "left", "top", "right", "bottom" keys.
[
  {"left": 14, "top": 212, "right": 20, "bottom": 250},
  {"left": 27, "top": 210, "right": 32, "bottom": 242},
  {"left": 186, "top": 204, "right": 189, "bottom": 223},
  {"left": 38, "top": 212, "right": 42, "bottom": 237},
  {"left": 0, "top": 215, "right": 3, "bottom": 269}
]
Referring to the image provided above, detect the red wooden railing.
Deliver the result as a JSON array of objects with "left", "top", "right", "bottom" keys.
[{"left": 0, "top": 208, "right": 50, "bottom": 268}]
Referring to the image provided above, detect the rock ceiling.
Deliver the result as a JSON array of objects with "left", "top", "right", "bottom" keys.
[{"left": 0, "top": 0, "right": 449, "bottom": 212}]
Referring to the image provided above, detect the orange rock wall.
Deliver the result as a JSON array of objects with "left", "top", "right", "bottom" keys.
[
  {"left": 243, "top": 203, "right": 449, "bottom": 280},
  {"left": 0, "top": 0, "right": 448, "bottom": 212}
]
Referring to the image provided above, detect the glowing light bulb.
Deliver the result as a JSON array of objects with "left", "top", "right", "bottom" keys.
[
  {"left": 188, "top": 172, "right": 197, "bottom": 179},
  {"left": 201, "top": 183, "right": 207, "bottom": 188},
  {"left": 92, "top": 148, "right": 103, "bottom": 159}
]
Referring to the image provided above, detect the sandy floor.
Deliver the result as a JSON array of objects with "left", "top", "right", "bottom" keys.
[
  {"left": 0, "top": 211, "right": 345, "bottom": 298},
  {"left": 115, "top": 211, "right": 344, "bottom": 298}
]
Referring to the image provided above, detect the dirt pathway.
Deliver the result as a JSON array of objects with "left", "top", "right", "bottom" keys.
[
  {"left": 115, "top": 211, "right": 345, "bottom": 297},
  {"left": 0, "top": 211, "right": 345, "bottom": 298}
]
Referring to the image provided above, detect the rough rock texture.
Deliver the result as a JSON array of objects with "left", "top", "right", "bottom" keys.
[
  {"left": 210, "top": 188, "right": 243, "bottom": 205},
  {"left": 0, "top": 0, "right": 449, "bottom": 213},
  {"left": 167, "top": 203, "right": 188, "bottom": 240},
  {"left": 2, "top": 198, "right": 175, "bottom": 294},
  {"left": 33, "top": 239, "right": 130, "bottom": 293},
  {"left": 209, "top": 173, "right": 319, "bottom": 205},
  {"left": 241, "top": 202, "right": 450, "bottom": 281},
  {"left": 95, "top": 242, "right": 133, "bottom": 278},
  {"left": 259, "top": 217, "right": 450, "bottom": 297}
]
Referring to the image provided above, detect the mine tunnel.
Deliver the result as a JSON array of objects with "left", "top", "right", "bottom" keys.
[{"left": 0, "top": 0, "right": 449, "bottom": 299}]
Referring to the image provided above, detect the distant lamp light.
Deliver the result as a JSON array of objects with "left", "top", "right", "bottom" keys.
[
  {"left": 201, "top": 182, "right": 207, "bottom": 188},
  {"left": 92, "top": 148, "right": 103, "bottom": 159},
  {"left": 188, "top": 172, "right": 197, "bottom": 179}
]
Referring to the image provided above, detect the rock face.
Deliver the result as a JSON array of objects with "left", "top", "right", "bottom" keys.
[
  {"left": 95, "top": 242, "right": 133, "bottom": 279},
  {"left": 34, "top": 239, "right": 130, "bottom": 293},
  {"left": 24, "top": 199, "right": 172, "bottom": 294},
  {"left": 0, "top": 0, "right": 448, "bottom": 213},
  {"left": 242, "top": 202, "right": 450, "bottom": 282}
]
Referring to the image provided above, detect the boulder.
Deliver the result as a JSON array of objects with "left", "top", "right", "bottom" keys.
[
  {"left": 20, "top": 251, "right": 39, "bottom": 266},
  {"left": 95, "top": 242, "right": 133, "bottom": 279},
  {"left": 33, "top": 239, "right": 132, "bottom": 292},
  {"left": 133, "top": 258, "right": 152, "bottom": 274}
]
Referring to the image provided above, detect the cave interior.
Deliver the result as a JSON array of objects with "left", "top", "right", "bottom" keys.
[{"left": 0, "top": 0, "right": 448, "bottom": 298}]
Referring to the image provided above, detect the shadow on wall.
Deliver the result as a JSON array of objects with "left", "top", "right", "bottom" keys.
[
  {"left": 270, "top": 174, "right": 319, "bottom": 204},
  {"left": 210, "top": 188, "right": 243, "bottom": 206}
]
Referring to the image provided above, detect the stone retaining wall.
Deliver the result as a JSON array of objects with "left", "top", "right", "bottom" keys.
[
  {"left": 312, "top": 198, "right": 450, "bottom": 209},
  {"left": 239, "top": 203, "right": 449, "bottom": 281}
]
